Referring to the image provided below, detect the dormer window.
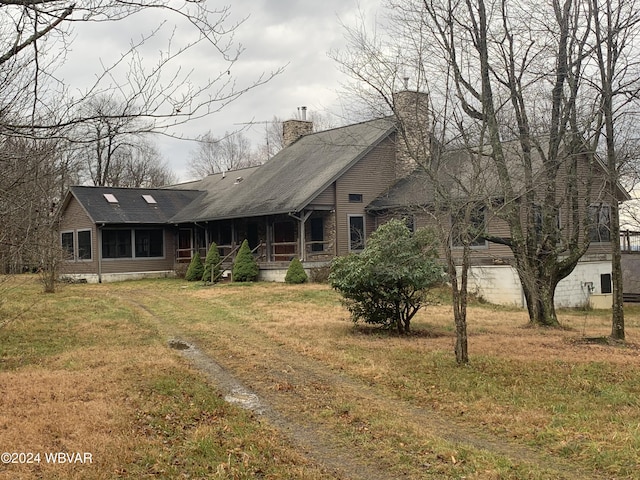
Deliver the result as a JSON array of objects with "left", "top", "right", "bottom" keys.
[{"left": 103, "top": 193, "right": 118, "bottom": 203}]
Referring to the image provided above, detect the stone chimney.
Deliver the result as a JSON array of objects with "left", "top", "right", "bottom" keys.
[
  {"left": 393, "top": 90, "right": 430, "bottom": 179},
  {"left": 283, "top": 106, "right": 313, "bottom": 147}
]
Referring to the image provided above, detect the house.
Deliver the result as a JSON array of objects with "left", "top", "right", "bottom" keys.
[{"left": 57, "top": 90, "right": 628, "bottom": 308}]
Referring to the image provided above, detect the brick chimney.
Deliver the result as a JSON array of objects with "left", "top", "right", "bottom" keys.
[
  {"left": 283, "top": 106, "right": 313, "bottom": 147},
  {"left": 393, "top": 90, "right": 430, "bottom": 179}
]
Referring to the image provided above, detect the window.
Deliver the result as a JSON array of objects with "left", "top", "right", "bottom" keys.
[
  {"left": 103, "top": 229, "right": 164, "bottom": 259},
  {"left": 77, "top": 230, "right": 92, "bottom": 260},
  {"left": 588, "top": 204, "right": 611, "bottom": 242},
  {"left": 310, "top": 217, "right": 324, "bottom": 252},
  {"left": 103, "top": 193, "right": 118, "bottom": 203},
  {"left": 348, "top": 193, "right": 363, "bottom": 203},
  {"left": 61, "top": 232, "right": 74, "bottom": 259},
  {"left": 601, "top": 273, "right": 612, "bottom": 294},
  {"left": 61, "top": 230, "right": 92, "bottom": 261},
  {"left": 533, "top": 204, "right": 561, "bottom": 241},
  {"left": 451, "top": 205, "right": 487, "bottom": 248},
  {"left": 135, "top": 229, "right": 164, "bottom": 257},
  {"left": 102, "top": 229, "right": 132, "bottom": 259},
  {"left": 142, "top": 194, "right": 157, "bottom": 204},
  {"left": 349, "top": 215, "right": 365, "bottom": 251}
]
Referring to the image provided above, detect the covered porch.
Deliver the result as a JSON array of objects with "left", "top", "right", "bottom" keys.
[{"left": 175, "top": 211, "right": 336, "bottom": 269}]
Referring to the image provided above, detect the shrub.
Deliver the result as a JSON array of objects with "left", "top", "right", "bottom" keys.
[
  {"left": 285, "top": 258, "right": 308, "bottom": 284},
  {"left": 309, "top": 264, "right": 331, "bottom": 283},
  {"left": 329, "top": 219, "right": 443, "bottom": 334},
  {"left": 202, "top": 242, "right": 222, "bottom": 283},
  {"left": 185, "top": 252, "right": 204, "bottom": 282},
  {"left": 232, "top": 240, "right": 259, "bottom": 282}
]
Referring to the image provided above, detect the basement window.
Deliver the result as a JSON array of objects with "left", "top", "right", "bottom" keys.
[{"left": 103, "top": 193, "right": 118, "bottom": 203}]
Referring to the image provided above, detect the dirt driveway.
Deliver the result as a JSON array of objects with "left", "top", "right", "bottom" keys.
[{"left": 127, "top": 291, "right": 601, "bottom": 480}]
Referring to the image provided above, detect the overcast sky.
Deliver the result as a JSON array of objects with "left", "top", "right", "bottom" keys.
[{"left": 60, "top": 0, "right": 384, "bottom": 181}]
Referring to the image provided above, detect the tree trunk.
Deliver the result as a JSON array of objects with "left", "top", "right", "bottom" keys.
[
  {"left": 520, "top": 269, "right": 560, "bottom": 327},
  {"left": 610, "top": 201, "right": 625, "bottom": 341}
]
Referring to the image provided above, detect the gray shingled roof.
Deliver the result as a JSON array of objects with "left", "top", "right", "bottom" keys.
[
  {"left": 169, "top": 117, "right": 396, "bottom": 223},
  {"left": 68, "top": 186, "right": 202, "bottom": 224}
]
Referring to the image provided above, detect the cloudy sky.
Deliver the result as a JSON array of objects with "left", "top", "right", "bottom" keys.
[{"left": 60, "top": 0, "right": 384, "bottom": 181}]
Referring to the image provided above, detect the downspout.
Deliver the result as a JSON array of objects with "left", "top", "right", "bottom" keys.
[{"left": 97, "top": 224, "right": 104, "bottom": 283}]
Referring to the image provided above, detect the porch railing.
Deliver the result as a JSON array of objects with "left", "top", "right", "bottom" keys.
[{"left": 621, "top": 230, "right": 640, "bottom": 253}]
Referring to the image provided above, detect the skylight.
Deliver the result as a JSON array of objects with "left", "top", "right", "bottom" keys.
[
  {"left": 103, "top": 193, "right": 118, "bottom": 203},
  {"left": 142, "top": 194, "right": 157, "bottom": 204}
]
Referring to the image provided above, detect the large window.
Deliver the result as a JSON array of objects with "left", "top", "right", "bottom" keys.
[
  {"left": 102, "top": 230, "right": 132, "bottom": 259},
  {"left": 135, "top": 229, "right": 164, "bottom": 257},
  {"left": 451, "top": 205, "right": 487, "bottom": 248},
  {"left": 349, "top": 215, "right": 365, "bottom": 251},
  {"left": 310, "top": 217, "right": 324, "bottom": 252},
  {"left": 77, "top": 230, "right": 92, "bottom": 260},
  {"left": 103, "top": 229, "right": 164, "bottom": 259},
  {"left": 588, "top": 204, "right": 611, "bottom": 243},
  {"left": 61, "top": 230, "right": 92, "bottom": 261},
  {"left": 61, "top": 232, "right": 74, "bottom": 259}
]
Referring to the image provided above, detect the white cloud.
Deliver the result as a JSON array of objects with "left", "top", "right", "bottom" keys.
[{"left": 57, "top": 0, "right": 384, "bottom": 181}]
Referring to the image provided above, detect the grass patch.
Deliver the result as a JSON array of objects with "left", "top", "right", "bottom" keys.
[{"left": 1, "top": 276, "right": 639, "bottom": 479}]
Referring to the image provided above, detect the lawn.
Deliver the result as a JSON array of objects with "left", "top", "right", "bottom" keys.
[{"left": 0, "top": 276, "right": 638, "bottom": 479}]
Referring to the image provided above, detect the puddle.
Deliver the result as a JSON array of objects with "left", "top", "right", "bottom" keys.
[{"left": 168, "top": 339, "right": 192, "bottom": 350}]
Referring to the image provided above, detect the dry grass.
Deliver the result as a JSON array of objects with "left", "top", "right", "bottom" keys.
[{"left": 1, "top": 276, "right": 639, "bottom": 479}]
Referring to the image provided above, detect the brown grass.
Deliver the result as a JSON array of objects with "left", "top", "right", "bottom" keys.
[{"left": 1, "top": 277, "right": 639, "bottom": 479}]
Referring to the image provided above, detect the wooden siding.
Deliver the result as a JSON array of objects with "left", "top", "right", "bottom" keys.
[
  {"left": 308, "top": 183, "right": 336, "bottom": 207},
  {"left": 59, "top": 196, "right": 99, "bottom": 275},
  {"left": 335, "top": 136, "right": 396, "bottom": 256},
  {"left": 59, "top": 195, "right": 177, "bottom": 275}
]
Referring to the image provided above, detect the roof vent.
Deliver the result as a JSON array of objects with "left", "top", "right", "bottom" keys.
[
  {"left": 103, "top": 193, "right": 118, "bottom": 203},
  {"left": 234, "top": 176, "right": 244, "bottom": 184},
  {"left": 142, "top": 194, "right": 157, "bottom": 204}
]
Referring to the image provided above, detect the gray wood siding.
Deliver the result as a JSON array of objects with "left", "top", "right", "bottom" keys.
[
  {"left": 308, "top": 183, "right": 335, "bottom": 207},
  {"left": 335, "top": 137, "right": 396, "bottom": 255},
  {"left": 59, "top": 197, "right": 99, "bottom": 275}
]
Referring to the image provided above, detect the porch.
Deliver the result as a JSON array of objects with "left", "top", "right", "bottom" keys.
[{"left": 175, "top": 211, "right": 336, "bottom": 267}]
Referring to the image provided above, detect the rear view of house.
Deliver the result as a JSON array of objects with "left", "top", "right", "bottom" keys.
[{"left": 58, "top": 90, "right": 629, "bottom": 308}]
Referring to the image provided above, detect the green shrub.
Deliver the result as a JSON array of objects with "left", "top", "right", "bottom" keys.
[
  {"left": 185, "top": 252, "right": 204, "bottom": 282},
  {"left": 329, "top": 219, "right": 443, "bottom": 334},
  {"left": 232, "top": 240, "right": 259, "bottom": 282},
  {"left": 285, "top": 258, "right": 308, "bottom": 284},
  {"left": 202, "top": 242, "right": 222, "bottom": 283}
]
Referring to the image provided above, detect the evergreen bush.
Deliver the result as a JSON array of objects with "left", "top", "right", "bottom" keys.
[
  {"left": 185, "top": 252, "right": 204, "bottom": 281},
  {"left": 285, "top": 257, "right": 308, "bottom": 284},
  {"left": 329, "top": 219, "right": 443, "bottom": 334},
  {"left": 202, "top": 242, "right": 222, "bottom": 282},
  {"left": 232, "top": 240, "right": 259, "bottom": 282}
]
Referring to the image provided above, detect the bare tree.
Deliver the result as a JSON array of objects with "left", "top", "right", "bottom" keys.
[
  {"left": 0, "top": 0, "right": 280, "bottom": 276},
  {"left": 105, "top": 140, "right": 177, "bottom": 187},
  {"left": 335, "top": 0, "right": 635, "bottom": 330},
  {"left": 589, "top": 0, "right": 640, "bottom": 341},
  {"left": 188, "top": 130, "right": 258, "bottom": 177}
]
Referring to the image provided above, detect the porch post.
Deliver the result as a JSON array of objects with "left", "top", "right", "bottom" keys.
[
  {"left": 266, "top": 217, "right": 272, "bottom": 262},
  {"left": 299, "top": 211, "right": 312, "bottom": 262}
]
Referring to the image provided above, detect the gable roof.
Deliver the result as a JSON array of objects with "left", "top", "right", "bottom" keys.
[
  {"left": 170, "top": 117, "right": 396, "bottom": 223},
  {"left": 65, "top": 186, "right": 202, "bottom": 224}
]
